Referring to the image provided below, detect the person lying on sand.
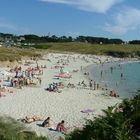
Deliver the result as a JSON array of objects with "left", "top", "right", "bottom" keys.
[
  {"left": 21, "top": 115, "right": 43, "bottom": 123},
  {"left": 42, "top": 117, "right": 51, "bottom": 128}
]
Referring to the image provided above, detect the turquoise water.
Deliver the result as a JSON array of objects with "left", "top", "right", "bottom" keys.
[{"left": 89, "top": 61, "right": 140, "bottom": 98}]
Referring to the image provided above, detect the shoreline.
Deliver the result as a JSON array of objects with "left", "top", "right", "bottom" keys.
[
  {"left": 87, "top": 58, "right": 140, "bottom": 99},
  {"left": 0, "top": 53, "right": 123, "bottom": 139}
]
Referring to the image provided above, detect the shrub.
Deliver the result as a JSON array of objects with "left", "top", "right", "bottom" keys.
[
  {"left": 0, "top": 116, "right": 48, "bottom": 140},
  {"left": 66, "top": 91, "right": 140, "bottom": 140}
]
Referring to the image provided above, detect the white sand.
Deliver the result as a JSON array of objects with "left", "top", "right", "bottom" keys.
[{"left": 0, "top": 53, "right": 122, "bottom": 139}]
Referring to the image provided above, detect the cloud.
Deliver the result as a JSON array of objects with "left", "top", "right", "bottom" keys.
[
  {"left": 67, "top": 31, "right": 80, "bottom": 37},
  {"left": 40, "top": 0, "right": 124, "bottom": 13},
  {"left": 104, "top": 7, "right": 140, "bottom": 36}
]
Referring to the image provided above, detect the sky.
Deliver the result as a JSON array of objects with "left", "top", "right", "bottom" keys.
[{"left": 0, "top": 0, "right": 140, "bottom": 41}]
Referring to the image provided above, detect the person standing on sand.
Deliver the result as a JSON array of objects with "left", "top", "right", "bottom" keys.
[
  {"left": 94, "top": 81, "right": 96, "bottom": 90},
  {"left": 80, "top": 66, "right": 83, "bottom": 71},
  {"left": 89, "top": 80, "right": 93, "bottom": 90},
  {"left": 97, "top": 83, "right": 99, "bottom": 90},
  {"left": 60, "top": 67, "right": 64, "bottom": 74},
  {"left": 38, "top": 77, "right": 42, "bottom": 85}
]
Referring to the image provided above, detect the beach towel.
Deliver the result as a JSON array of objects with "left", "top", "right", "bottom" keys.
[
  {"left": 54, "top": 73, "right": 72, "bottom": 78},
  {"left": 81, "top": 109, "right": 95, "bottom": 113}
]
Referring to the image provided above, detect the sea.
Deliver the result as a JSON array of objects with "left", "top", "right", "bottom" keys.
[{"left": 88, "top": 61, "right": 140, "bottom": 98}]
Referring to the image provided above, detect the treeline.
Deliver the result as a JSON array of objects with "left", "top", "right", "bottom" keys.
[
  {"left": 129, "top": 40, "right": 140, "bottom": 44},
  {"left": 23, "top": 35, "right": 73, "bottom": 43},
  {"left": 76, "top": 36, "right": 124, "bottom": 44},
  {"left": 1, "top": 32, "right": 140, "bottom": 44},
  {"left": 22, "top": 35, "right": 124, "bottom": 44}
]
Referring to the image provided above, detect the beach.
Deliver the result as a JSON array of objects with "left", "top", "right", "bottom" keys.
[{"left": 0, "top": 53, "right": 122, "bottom": 139}]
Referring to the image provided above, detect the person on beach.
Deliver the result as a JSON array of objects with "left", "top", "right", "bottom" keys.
[
  {"left": 21, "top": 115, "right": 43, "bottom": 123},
  {"left": 80, "top": 66, "right": 83, "bottom": 71},
  {"left": 81, "top": 80, "right": 87, "bottom": 87},
  {"left": 89, "top": 80, "right": 93, "bottom": 90},
  {"left": 94, "top": 81, "right": 96, "bottom": 90},
  {"left": 109, "top": 90, "right": 119, "bottom": 97},
  {"left": 97, "top": 83, "right": 99, "bottom": 90},
  {"left": 78, "top": 82, "right": 81, "bottom": 86},
  {"left": 100, "top": 70, "right": 103, "bottom": 78},
  {"left": 42, "top": 117, "right": 51, "bottom": 128},
  {"left": 56, "top": 120, "right": 67, "bottom": 133},
  {"left": 121, "top": 73, "right": 123, "bottom": 80},
  {"left": 38, "top": 77, "right": 42, "bottom": 85},
  {"left": 60, "top": 67, "right": 64, "bottom": 74},
  {"left": 81, "top": 80, "right": 85, "bottom": 85},
  {"left": 0, "top": 85, "right": 3, "bottom": 97},
  {"left": 110, "top": 67, "right": 113, "bottom": 74},
  {"left": 21, "top": 116, "right": 35, "bottom": 123}
]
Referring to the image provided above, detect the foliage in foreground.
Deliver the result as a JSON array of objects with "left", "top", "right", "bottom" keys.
[
  {"left": 0, "top": 116, "right": 48, "bottom": 140},
  {"left": 0, "top": 92, "right": 140, "bottom": 140},
  {"left": 66, "top": 91, "right": 140, "bottom": 140}
]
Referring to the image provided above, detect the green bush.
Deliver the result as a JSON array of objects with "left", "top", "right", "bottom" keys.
[
  {"left": 0, "top": 116, "right": 48, "bottom": 140},
  {"left": 66, "top": 91, "right": 140, "bottom": 140}
]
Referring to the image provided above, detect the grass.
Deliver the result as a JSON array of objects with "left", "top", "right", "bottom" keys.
[
  {"left": 0, "top": 47, "right": 41, "bottom": 62},
  {"left": 0, "top": 116, "right": 48, "bottom": 140},
  {"left": 1, "top": 42, "right": 140, "bottom": 62},
  {"left": 33, "top": 42, "right": 140, "bottom": 57}
]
